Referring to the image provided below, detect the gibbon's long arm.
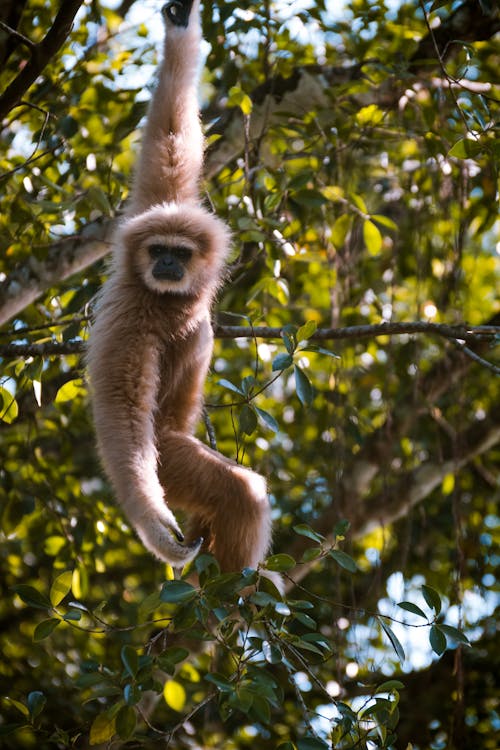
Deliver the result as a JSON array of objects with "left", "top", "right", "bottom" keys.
[
  {"left": 87, "top": 316, "right": 203, "bottom": 565},
  {"left": 129, "top": 0, "right": 203, "bottom": 214}
]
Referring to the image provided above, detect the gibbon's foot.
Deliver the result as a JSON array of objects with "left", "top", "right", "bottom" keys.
[{"left": 161, "top": 0, "right": 194, "bottom": 27}]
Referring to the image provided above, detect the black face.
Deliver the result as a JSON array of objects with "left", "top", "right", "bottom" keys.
[
  {"left": 149, "top": 244, "right": 193, "bottom": 282},
  {"left": 161, "top": 0, "right": 194, "bottom": 28}
]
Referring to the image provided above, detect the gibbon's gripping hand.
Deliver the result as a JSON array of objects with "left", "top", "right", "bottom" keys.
[{"left": 162, "top": 0, "right": 194, "bottom": 27}]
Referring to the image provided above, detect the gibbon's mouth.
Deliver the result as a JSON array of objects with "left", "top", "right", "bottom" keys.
[{"left": 152, "top": 268, "right": 185, "bottom": 282}]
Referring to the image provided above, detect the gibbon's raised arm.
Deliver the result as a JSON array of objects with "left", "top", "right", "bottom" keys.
[
  {"left": 87, "top": 0, "right": 275, "bottom": 574},
  {"left": 129, "top": 0, "right": 203, "bottom": 214}
]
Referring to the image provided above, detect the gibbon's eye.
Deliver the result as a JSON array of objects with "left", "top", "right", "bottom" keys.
[{"left": 148, "top": 244, "right": 193, "bottom": 282}]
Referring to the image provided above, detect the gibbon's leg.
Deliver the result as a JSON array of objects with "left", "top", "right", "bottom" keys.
[
  {"left": 157, "top": 432, "right": 272, "bottom": 571},
  {"left": 129, "top": 0, "right": 203, "bottom": 214}
]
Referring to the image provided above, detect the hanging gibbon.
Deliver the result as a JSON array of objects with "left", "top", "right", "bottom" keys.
[{"left": 86, "top": 0, "right": 273, "bottom": 571}]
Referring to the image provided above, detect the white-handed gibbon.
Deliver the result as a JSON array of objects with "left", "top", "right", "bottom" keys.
[{"left": 86, "top": 0, "right": 273, "bottom": 572}]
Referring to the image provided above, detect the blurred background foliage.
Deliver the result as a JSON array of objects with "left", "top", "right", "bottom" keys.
[{"left": 0, "top": 0, "right": 499, "bottom": 748}]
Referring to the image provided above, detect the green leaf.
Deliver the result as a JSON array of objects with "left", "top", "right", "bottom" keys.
[
  {"left": 33, "top": 618, "right": 60, "bottom": 641},
  {"left": 163, "top": 680, "right": 186, "bottom": 712},
  {"left": 121, "top": 646, "right": 139, "bottom": 678},
  {"left": 115, "top": 706, "right": 137, "bottom": 740},
  {"left": 380, "top": 620, "right": 405, "bottom": 664},
  {"left": 299, "top": 344, "right": 339, "bottom": 359},
  {"left": 448, "top": 137, "right": 482, "bottom": 159},
  {"left": 296, "top": 320, "right": 317, "bottom": 342},
  {"left": 429, "top": 625, "right": 447, "bottom": 656},
  {"left": 63, "top": 610, "right": 82, "bottom": 621},
  {"left": 262, "top": 640, "right": 282, "bottom": 664},
  {"left": 330, "top": 213, "right": 351, "bottom": 247},
  {"left": 294, "top": 365, "right": 313, "bottom": 406},
  {"left": 265, "top": 553, "right": 295, "bottom": 572},
  {"left": 375, "top": 680, "right": 405, "bottom": 694},
  {"left": 293, "top": 524, "right": 325, "bottom": 542},
  {"left": 218, "top": 378, "right": 244, "bottom": 396},
  {"left": 272, "top": 352, "right": 294, "bottom": 371},
  {"left": 421, "top": 585, "right": 442, "bottom": 615},
  {"left": 438, "top": 624, "right": 471, "bottom": 646},
  {"left": 13, "top": 585, "right": 51, "bottom": 611},
  {"left": 90, "top": 713, "right": 116, "bottom": 746},
  {"left": 227, "top": 85, "right": 252, "bottom": 115},
  {"left": 239, "top": 404, "right": 257, "bottom": 435},
  {"left": 50, "top": 571, "right": 73, "bottom": 607},
  {"left": 363, "top": 219, "right": 383, "bottom": 256},
  {"left": 0, "top": 386, "right": 19, "bottom": 424},
  {"left": 329, "top": 550, "right": 357, "bottom": 573},
  {"left": 255, "top": 407, "right": 279, "bottom": 432},
  {"left": 333, "top": 519, "right": 350, "bottom": 537},
  {"left": 371, "top": 213, "right": 398, "bottom": 231},
  {"left": 205, "top": 673, "right": 233, "bottom": 693},
  {"left": 160, "top": 581, "right": 197, "bottom": 604},
  {"left": 3, "top": 697, "right": 29, "bottom": 718},
  {"left": 54, "top": 378, "right": 85, "bottom": 404},
  {"left": 27, "top": 691, "right": 46, "bottom": 721},
  {"left": 250, "top": 693, "right": 271, "bottom": 723},
  {"left": 397, "top": 601, "right": 428, "bottom": 619}
]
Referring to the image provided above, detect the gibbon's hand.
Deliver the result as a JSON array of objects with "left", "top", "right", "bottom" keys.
[{"left": 162, "top": 0, "right": 194, "bottom": 27}]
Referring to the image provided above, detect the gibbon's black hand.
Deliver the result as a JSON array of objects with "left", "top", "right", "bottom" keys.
[{"left": 162, "top": 0, "right": 194, "bottom": 27}]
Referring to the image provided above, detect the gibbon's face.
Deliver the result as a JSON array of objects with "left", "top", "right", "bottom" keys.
[{"left": 135, "top": 233, "right": 201, "bottom": 294}]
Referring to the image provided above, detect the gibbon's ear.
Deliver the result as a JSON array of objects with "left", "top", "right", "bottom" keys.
[{"left": 162, "top": 0, "right": 194, "bottom": 27}]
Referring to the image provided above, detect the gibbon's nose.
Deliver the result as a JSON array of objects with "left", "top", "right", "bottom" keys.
[{"left": 152, "top": 256, "right": 185, "bottom": 281}]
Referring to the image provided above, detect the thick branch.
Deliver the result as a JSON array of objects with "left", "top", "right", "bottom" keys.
[
  {"left": 0, "top": 323, "right": 498, "bottom": 359},
  {"left": 0, "top": 0, "right": 85, "bottom": 122},
  {"left": 0, "top": 217, "right": 116, "bottom": 327}
]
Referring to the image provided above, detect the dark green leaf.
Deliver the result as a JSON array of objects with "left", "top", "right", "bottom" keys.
[
  {"left": 397, "top": 601, "right": 428, "bottom": 619},
  {"left": 255, "top": 407, "right": 279, "bottom": 432},
  {"left": 438, "top": 624, "right": 471, "bottom": 646},
  {"left": 294, "top": 365, "right": 314, "bottom": 406},
  {"left": 262, "top": 640, "right": 282, "bottom": 664},
  {"left": 293, "top": 524, "right": 325, "bottom": 542},
  {"left": 421, "top": 585, "right": 442, "bottom": 615},
  {"left": 429, "top": 625, "right": 447, "bottom": 656},
  {"left": 329, "top": 550, "right": 357, "bottom": 572},
  {"left": 160, "top": 581, "right": 197, "bottom": 604},
  {"left": 239, "top": 404, "right": 257, "bottom": 435},
  {"left": 375, "top": 680, "right": 405, "bottom": 694},
  {"left": 116, "top": 705, "right": 137, "bottom": 739},
  {"left": 13, "top": 585, "right": 51, "bottom": 611},
  {"left": 205, "top": 673, "right": 233, "bottom": 693},
  {"left": 265, "top": 553, "right": 295, "bottom": 571},
  {"left": 121, "top": 646, "right": 138, "bottom": 678},
  {"left": 272, "top": 352, "right": 294, "bottom": 371},
  {"left": 380, "top": 620, "right": 405, "bottom": 664},
  {"left": 33, "top": 618, "right": 60, "bottom": 641},
  {"left": 218, "top": 378, "right": 244, "bottom": 396},
  {"left": 27, "top": 691, "right": 46, "bottom": 720}
]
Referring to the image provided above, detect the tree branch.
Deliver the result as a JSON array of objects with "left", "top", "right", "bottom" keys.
[
  {"left": 0, "top": 322, "right": 498, "bottom": 364},
  {"left": 0, "top": 217, "right": 116, "bottom": 327},
  {"left": 0, "top": 0, "right": 85, "bottom": 122}
]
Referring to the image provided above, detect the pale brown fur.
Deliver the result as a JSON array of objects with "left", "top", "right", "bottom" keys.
[{"left": 86, "top": 0, "right": 272, "bottom": 570}]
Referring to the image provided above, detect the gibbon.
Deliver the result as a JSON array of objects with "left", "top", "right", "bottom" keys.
[{"left": 86, "top": 0, "right": 272, "bottom": 572}]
